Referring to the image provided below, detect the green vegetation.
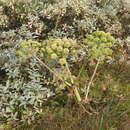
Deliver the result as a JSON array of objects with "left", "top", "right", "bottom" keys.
[
  {"left": 0, "top": 0, "right": 130, "bottom": 129},
  {"left": 85, "top": 31, "right": 117, "bottom": 61}
]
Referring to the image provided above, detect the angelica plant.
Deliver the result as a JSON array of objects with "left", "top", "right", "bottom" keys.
[
  {"left": 17, "top": 38, "right": 82, "bottom": 103},
  {"left": 84, "top": 31, "right": 117, "bottom": 101},
  {"left": 41, "top": 38, "right": 81, "bottom": 102}
]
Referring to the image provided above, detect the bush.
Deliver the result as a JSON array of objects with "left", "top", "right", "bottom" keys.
[{"left": 0, "top": 0, "right": 130, "bottom": 128}]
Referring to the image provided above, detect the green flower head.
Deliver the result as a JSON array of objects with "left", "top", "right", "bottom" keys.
[{"left": 85, "top": 31, "right": 117, "bottom": 61}]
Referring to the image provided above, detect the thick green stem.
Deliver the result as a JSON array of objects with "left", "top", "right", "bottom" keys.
[
  {"left": 65, "top": 62, "right": 82, "bottom": 103},
  {"left": 74, "top": 87, "right": 82, "bottom": 103}
]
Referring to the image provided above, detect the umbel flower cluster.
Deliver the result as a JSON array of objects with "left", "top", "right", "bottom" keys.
[
  {"left": 17, "top": 38, "right": 79, "bottom": 65},
  {"left": 17, "top": 32, "right": 117, "bottom": 64},
  {"left": 41, "top": 38, "right": 79, "bottom": 65},
  {"left": 85, "top": 31, "right": 117, "bottom": 61},
  {"left": 17, "top": 40, "right": 41, "bottom": 61}
]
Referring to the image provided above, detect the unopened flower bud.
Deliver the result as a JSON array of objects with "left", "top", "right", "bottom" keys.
[
  {"left": 51, "top": 53, "right": 58, "bottom": 59},
  {"left": 59, "top": 58, "right": 66, "bottom": 65}
]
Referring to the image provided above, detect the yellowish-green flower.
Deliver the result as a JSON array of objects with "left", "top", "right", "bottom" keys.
[
  {"left": 57, "top": 40, "right": 64, "bottom": 46},
  {"left": 72, "top": 50, "right": 76, "bottom": 54},
  {"left": 46, "top": 47, "right": 53, "bottom": 53},
  {"left": 17, "top": 40, "right": 42, "bottom": 61},
  {"left": 85, "top": 31, "right": 117, "bottom": 61},
  {"left": 41, "top": 48, "right": 45, "bottom": 52},
  {"left": 42, "top": 38, "right": 79, "bottom": 64},
  {"left": 51, "top": 43, "right": 57, "bottom": 50},
  {"left": 57, "top": 46, "right": 63, "bottom": 52},
  {"left": 51, "top": 53, "right": 58, "bottom": 59},
  {"left": 63, "top": 48, "right": 69, "bottom": 54},
  {"left": 59, "top": 58, "right": 66, "bottom": 65},
  {"left": 64, "top": 41, "right": 71, "bottom": 48}
]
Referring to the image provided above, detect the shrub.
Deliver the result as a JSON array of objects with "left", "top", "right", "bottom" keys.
[{"left": 0, "top": 0, "right": 129, "bottom": 127}]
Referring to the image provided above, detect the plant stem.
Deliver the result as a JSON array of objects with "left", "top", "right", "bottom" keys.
[
  {"left": 85, "top": 59, "right": 100, "bottom": 101},
  {"left": 73, "top": 86, "right": 82, "bottom": 103},
  {"left": 65, "top": 61, "right": 73, "bottom": 83},
  {"left": 65, "top": 61, "right": 82, "bottom": 103},
  {"left": 35, "top": 56, "right": 62, "bottom": 80},
  {"left": 36, "top": 56, "right": 82, "bottom": 103},
  {"left": 77, "top": 63, "right": 85, "bottom": 79}
]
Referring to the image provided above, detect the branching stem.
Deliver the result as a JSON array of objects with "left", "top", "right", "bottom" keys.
[{"left": 36, "top": 56, "right": 82, "bottom": 103}]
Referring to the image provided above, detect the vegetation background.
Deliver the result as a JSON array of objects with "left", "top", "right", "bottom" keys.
[{"left": 0, "top": 0, "right": 130, "bottom": 129}]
